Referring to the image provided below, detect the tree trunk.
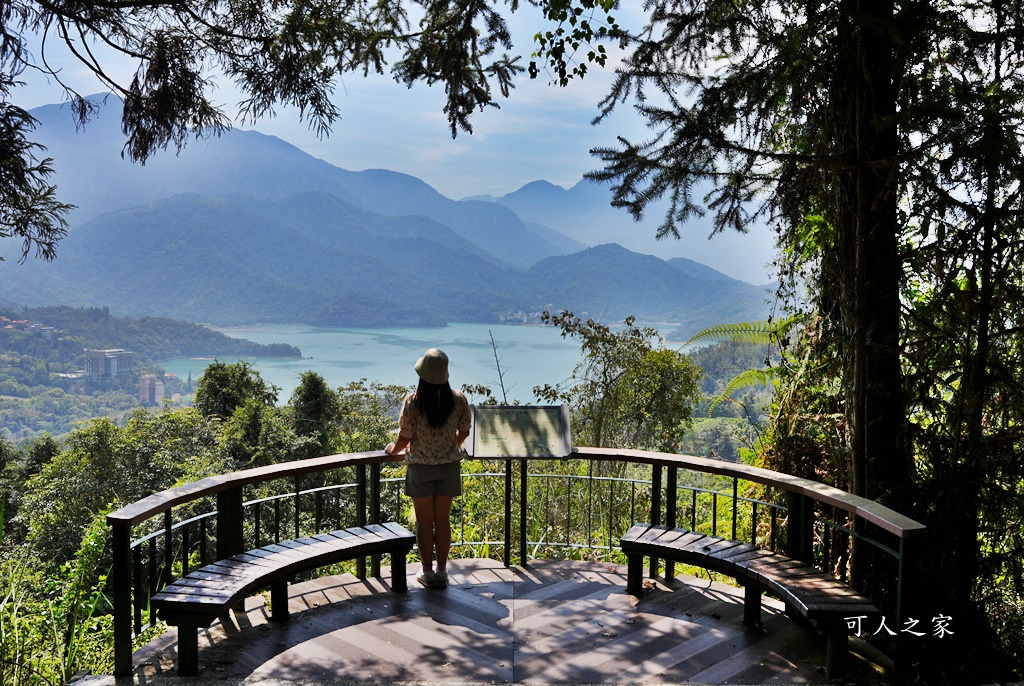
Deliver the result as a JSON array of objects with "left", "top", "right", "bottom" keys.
[{"left": 835, "top": 0, "right": 913, "bottom": 508}]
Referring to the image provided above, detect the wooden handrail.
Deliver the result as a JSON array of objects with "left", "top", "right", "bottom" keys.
[
  {"left": 106, "top": 451, "right": 403, "bottom": 527},
  {"left": 108, "top": 446, "right": 926, "bottom": 677},
  {"left": 107, "top": 447, "right": 925, "bottom": 537},
  {"left": 572, "top": 448, "right": 926, "bottom": 539}
]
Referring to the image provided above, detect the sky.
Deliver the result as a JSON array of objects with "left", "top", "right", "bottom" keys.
[{"left": 10, "top": 5, "right": 779, "bottom": 284}]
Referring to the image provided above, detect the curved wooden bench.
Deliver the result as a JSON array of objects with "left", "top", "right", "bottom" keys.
[
  {"left": 151, "top": 522, "right": 415, "bottom": 675},
  {"left": 620, "top": 524, "right": 880, "bottom": 680}
]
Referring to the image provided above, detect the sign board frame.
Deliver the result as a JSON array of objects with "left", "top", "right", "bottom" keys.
[{"left": 467, "top": 405, "right": 572, "bottom": 458}]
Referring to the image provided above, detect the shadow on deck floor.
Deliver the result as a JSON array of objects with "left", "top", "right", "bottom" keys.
[{"left": 79, "top": 558, "right": 892, "bottom": 685}]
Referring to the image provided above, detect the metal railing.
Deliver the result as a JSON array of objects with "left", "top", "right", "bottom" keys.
[{"left": 106, "top": 447, "right": 926, "bottom": 676}]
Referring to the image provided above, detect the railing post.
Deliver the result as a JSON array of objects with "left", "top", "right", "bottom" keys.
[
  {"left": 504, "top": 459, "right": 513, "bottom": 567},
  {"left": 111, "top": 522, "right": 133, "bottom": 677},
  {"left": 894, "top": 533, "right": 926, "bottom": 680},
  {"left": 519, "top": 458, "right": 528, "bottom": 564},
  {"left": 217, "top": 487, "right": 244, "bottom": 561},
  {"left": 786, "top": 491, "right": 814, "bottom": 564}
]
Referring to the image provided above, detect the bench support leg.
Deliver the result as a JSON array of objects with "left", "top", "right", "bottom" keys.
[
  {"left": 743, "top": 585, "right": 761, "bottom": 626},
  {"left": 391, "top": 553, "right": 408, "bottom": 593},
  {"left": 625, "top": 553, "right": 643, "bottom": 595},
  {"left": 271, "top": 580, "right": 290, "bottom": 622},
  {"left": 825, "top": 628, "right": 848, "bottom": 680},
  {"left": 176, "top": 623, "right": 200, "bottom": 676}
]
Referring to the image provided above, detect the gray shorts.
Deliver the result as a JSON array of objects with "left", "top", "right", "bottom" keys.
[{"left": 404, "top": 461, "right": 463, "bottom": 498}]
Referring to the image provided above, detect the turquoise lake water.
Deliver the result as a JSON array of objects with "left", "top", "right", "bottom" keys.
[{"left": 159, "top": 323, "right": 587, "bottom": 403}]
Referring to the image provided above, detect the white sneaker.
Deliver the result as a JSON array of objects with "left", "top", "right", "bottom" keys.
[
  {"left": 433, "top": 570, "right": 448, "bottom": 588},
  {"left": 416, "top": 569, "right": 436, "bottom": 587}
]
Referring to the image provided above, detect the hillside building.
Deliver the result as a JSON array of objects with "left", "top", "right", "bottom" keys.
[
  {"left": 139, "top": 374, "right": 165, "bottom": 405},
  {"left": 85, "top": 348, "right": 134, "bottom": 377}
]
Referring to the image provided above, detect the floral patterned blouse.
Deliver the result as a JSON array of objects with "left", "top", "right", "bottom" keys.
[{"left": 398, "top": 389, "right": 471, "bottom": 465}]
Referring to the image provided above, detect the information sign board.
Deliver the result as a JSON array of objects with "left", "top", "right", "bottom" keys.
[{"left": 468, "top": 405, "right": 572, "bottom": 458}]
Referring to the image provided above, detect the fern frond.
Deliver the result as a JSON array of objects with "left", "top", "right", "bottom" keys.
[
  {"left": 686, "top": 313, "right": 805, "bottom": 347},
  {"left": 708, "top": 368, "right": 776, "bottom": 415}
]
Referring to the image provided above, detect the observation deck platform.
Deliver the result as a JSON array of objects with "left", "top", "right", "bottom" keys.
[{"left": 117, "top": 558, "right": 888, "bottom": 684}]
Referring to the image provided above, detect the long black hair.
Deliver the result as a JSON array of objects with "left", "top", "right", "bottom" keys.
[{"left": 413, "top": 378, "right": 455, "bottom": 428}]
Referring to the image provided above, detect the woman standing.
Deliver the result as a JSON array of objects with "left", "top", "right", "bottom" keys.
[{"left": 385, "top": 348, "right": 471, "bottom": 588}]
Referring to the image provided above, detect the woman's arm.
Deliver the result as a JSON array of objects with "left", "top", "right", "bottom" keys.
[{"left": 385, "top": 434, "right": 411, "bottom": 456}]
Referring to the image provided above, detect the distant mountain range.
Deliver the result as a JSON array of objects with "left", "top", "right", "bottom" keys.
[{"left": 0, "top": 97, "right": 772, "bottom": 336}]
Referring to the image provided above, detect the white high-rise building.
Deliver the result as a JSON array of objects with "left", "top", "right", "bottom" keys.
[{"left": 85, "top": 348, "right": 134, "bottom": 377}]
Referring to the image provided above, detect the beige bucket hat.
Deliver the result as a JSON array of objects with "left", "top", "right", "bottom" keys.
[{"left": 414, "top": 348, "right": 449, "bottom": 385}]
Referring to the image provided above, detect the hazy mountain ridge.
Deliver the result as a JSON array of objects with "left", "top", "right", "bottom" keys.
[
  {"left": 0, "top": 98, "right": 772, "bottom": 334},
  {"left": 29, "top": 100, "right": 566, "bottom": 268},
  {"left": 525, "top": 244, "right": 769, "bottom": 333}
]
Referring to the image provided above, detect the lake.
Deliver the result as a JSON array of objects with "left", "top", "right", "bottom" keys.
[{"left": 159, "top": 323, "right": 586, "bottom": 403}]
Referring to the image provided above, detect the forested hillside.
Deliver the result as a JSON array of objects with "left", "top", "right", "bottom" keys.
[
  {"left": 0, "top": 306, "right": 300, "bottom": 440},
  {"left": 10, "top": 306, "right": 300, "bottom": 360}
]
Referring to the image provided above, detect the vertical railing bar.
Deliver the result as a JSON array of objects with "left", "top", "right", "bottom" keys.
[
  {"left": 504, "top": 459, "right": 513, "bottom": 567},
  {"left": 459, "top": 467, "right": 467, "bottom": 546},
  {"left": 712, "top": 492, "right": 718, "bottom": 538},
  {"left": 691, "top": 489, "right": 697, "bottom": 531},
  {"left": 315, "top": 491, "right": 323, "bottom": 534},
  {"left": 132, "top": 543, "right": 143, "bottom": 636},
  {"left": 336, "top": 484, "right": 342, "bottom": 530},
  {"left": 823, "top": 507, "right": 833, "bottom": 573},
  {"left": 182, "top": 522, "right": 190, "bottom": 577},
  {"left": 630, "top": 476, "right": 636, "bottom": 526},
  {"left": 371, "top": 463, "right": 381, "bottom": 525},
  {"left": 147, "top": 537, "right": 157, "bottom": 625},
  {"left": 544, "top": 469, "right": 551, "bottom": 550},
  {"left": 372, "top": 462, "right": 382, "bottom": 577},
  {"left": 606, "top": 474, "right": 614, "bottom": 561},
  {"left": 566, "top": 465, "right": 572, "bottom": 556},
  {"left": 587, "top": 460, "right": 594, "bottom": 553},
  {"left": 770, "top": 500, "right": 778, "bottom": 551},
  {"left": 520, "top": 459, "right": 528, "bottom": 564},
  {"left": 731, "top": 478, "right": 738, "bottom": 541},
  {"left": 751, "top": 502, "right": 759, "bottom": 546},
  {"left": 293, "top": 475, "right": 301, "bottom": 540},
  {"left": 357, "top": 465, "right": 367, "bottom": 578},
  {"left": 274, "top": 498, "right": 281, "bottom": 544},
  {"left": 666, "top": 466, "right": 677, "bottom": 580},
  {"left": 650, "top": 464, "right": 662, "bottom": 580},
  {"left": 254, "top": 503, "right": 261, "bottom": 549},
  {"left": 162, "top": 510, "right": 173, "bottom": 590},
  {"left": 200, "top": 517, "right": 208, "bottom": 566}
]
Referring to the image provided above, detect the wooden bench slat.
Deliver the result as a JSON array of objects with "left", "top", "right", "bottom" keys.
[
  {"left": 252, "top": 544, "right": 310, "bottom": 561},
  {"left": 701, "top": 538, "right": 751, "bottom": 558},
  {"left": 201, "top": 561, "right": 265, "bottom": 578},
  {"left": 638, "top": 525, "right": 672, "bottom": 545},
  {"left": 152, "top": 590, "right": 235, "bottom": 604},
  {"left": 379, "top": 521, "right": 411, "bottom": 538},
  {"left": 619, "top": 524, "right": 881, "bottom": 682},
  {"left": 151, "top": 522, "right": 415, "bottom": 677},
  {"left": 713, "top": 542, "right": 761, "bottom": 560},
  {"left": 620, "top": 523, "right": 650, "bottom": 544}
]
